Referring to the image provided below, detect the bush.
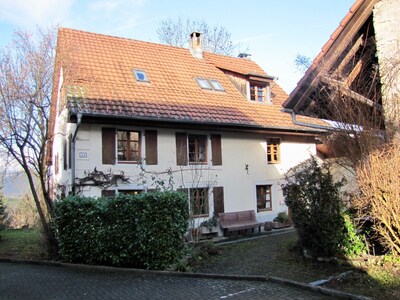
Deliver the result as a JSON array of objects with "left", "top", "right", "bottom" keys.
[
  {"left": 53, "top": 191, "right": 189, "bottom": 269},
  {"left": 0, "top": 193, "right": 6, "bottom": 231},
  {"left": 354, "top": 141, "right": 400, "bottom": 256},
  {"left": 282, "top": 157, "right": 364, "bottom": 258}
]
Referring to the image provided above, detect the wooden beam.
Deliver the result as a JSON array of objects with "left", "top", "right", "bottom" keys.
[
  {"left": 337, "top": 34, "right": 364, "bottom": 75},
  {"left": 345, "top": 58, "right": 363, "bottom": 86},
  {"left": 320, "top": 75, "right": 382, "bottom": 110}
]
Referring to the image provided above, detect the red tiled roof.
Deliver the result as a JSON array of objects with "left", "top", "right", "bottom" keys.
[{"left": 53, "top": 28, "right": 327, "bottom": 132}]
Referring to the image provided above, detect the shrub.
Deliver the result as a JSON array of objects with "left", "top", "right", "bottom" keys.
[
  {"left": 0, "top": 193, "right": 7, "bottom": 231},
  {"left": 354, "top": 141, "right": 400, "bottom": 256},
  {"left": 53, "top": 191, "right": 189, "bottom": 269},
  {"left": 282, "top": 157, "right": 364, "bottom": 258}
]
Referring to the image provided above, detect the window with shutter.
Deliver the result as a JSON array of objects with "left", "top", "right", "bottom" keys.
[
  {"left": 175, "top": 132, "right": 188, "bottom": 165},
  {"left": 211, "top": 134, "right": 222, "bottom": 166},
  {"left": 145, "top": 130, "right": 158, "bottom": 165},
  {"left": 213, "top": 186, "right": 224, "bottom": 216},
  {"left": 102, "top": 128, "right": 116, "bottom": 165}
]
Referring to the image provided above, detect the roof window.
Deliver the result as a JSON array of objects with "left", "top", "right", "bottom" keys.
[
  {"left": 195, "top": 77, "right": 224, "bottom": 92},
  {"left": 209, "top": 79, "right": 225, "bottom": 91},
  {"left": 196, "top": 78, "right": 212, "bottom": 90},
  {"left": 133, "top": 69, "right": 149, "bottom": 82}
]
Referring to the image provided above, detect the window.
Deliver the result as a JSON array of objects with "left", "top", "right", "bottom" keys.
[
  {"left": 176, "top": 133, "right": 221, "bottom": 166},
  {"left": 250, "top": 84, "right": 266, "bottom": 102},
  {"left": 188, "top": 134, "right": 207, "bottom": 164},
  {"left": 267, "top": 138, "right": 280, "bottom": 164},
  {"left": 195, "top": 78, "right": 224, "bottom": 91},
  {"left": 256, "top": 185, "right": 272, "bottom": 212},
  {"left": 118, "top": 190, "right": 142, "bottom": 195},
  {"left": 133, "top": 69, "right": 149, "bottom": 82},
  {"left": 195, "top": 78, "right": 212, "bottom": 90},
  {"left": 190, "top": 188, "right": 209, "bottom": 217},
  {"left": 102, "top": 128, "right": 157, "bottom": 165},
  {"left": 209, "top": 79, "right": 225, "bottom": 91},
  {"left": 117, "top": 130, "right": 140, "bottom": 162}
]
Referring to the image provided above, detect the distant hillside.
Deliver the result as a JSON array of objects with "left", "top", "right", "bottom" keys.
[{"left": 1, "top": 171, "right": 31, "bottom": 198}]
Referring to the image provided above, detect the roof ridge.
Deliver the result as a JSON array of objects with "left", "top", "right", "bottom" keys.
[{"left": 58, "top": 27, "right": 192, "bottom": 53}]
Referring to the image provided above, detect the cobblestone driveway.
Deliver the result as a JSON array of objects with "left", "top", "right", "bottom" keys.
[{"left": 1, "top": 262, "right": 333, "bottom": 299}]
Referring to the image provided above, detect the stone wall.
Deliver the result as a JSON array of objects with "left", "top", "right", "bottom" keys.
[{"left": 373, "top": 0, "right": 400, "bottom": 133}]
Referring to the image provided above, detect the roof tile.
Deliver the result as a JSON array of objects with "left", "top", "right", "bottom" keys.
[{"left": 54, "top": 28, "right": 326, "bottom": 133}]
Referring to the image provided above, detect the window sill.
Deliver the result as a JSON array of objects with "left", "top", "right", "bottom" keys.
[
  {"left": 257, "top": 208, "right": 272, "bottom": 212},
  {"left": 193, "top": 214, "right": 209, "bottom": 218}
]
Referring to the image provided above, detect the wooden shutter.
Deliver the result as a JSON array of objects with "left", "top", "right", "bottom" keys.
[
  {"left": 102, "top": 128, "right": 116, "bottom": 165},
  {"left": 145, "top": 130, "right": 158, "bottom": 165},
  {"left": 213, "top": 186, "right": 224, "bottom": 216},
  {"left": 211, "top": 134, "right": 222, "bottom": 166},
  {"left": 63, "top": 139, "right": 67, "bottom": 170},
  {"left": 175, "top": 132, "right": 188, "bottom": 166}
]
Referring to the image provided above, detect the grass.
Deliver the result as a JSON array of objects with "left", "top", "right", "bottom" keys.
[{"left": 0, "top": 228, "right": 47, "bottom": 260}]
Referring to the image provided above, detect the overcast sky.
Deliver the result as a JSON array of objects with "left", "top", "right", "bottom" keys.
[{"left": 0, "top": 0, "right": 355, "bottom": 93}]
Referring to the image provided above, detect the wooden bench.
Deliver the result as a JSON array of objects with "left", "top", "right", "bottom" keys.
[{"left": 219, "top": 210, "right": 263, "bottom": 236}]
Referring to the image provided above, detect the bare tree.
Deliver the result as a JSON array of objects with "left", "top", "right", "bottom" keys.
[
  {"left": 0, "top": 28, "right": 55, "bottom": 241},
  {"left": 157, "top": 17, "right": 239, "bottom": 56}
]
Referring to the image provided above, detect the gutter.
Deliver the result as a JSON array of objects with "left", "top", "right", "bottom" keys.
[
  {"left": 71, "top": 113, "right": 82, "bottom": 195},
  {"left": 282, "top": 109, "right": 334, "bottom": 132}
]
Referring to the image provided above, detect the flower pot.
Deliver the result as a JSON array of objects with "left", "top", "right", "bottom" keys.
[
  {"left": 264, "top": 221, "right": 273, "bottom": 231},
  {"left": 272, "top": 221, "right": 290, "bottom": 229}
]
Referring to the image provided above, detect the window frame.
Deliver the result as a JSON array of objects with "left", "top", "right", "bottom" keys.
[
  {"left": 190, "top": 187, "right": 209, "bottom": 217},
  {"left": 117, "top": 130, "right": 141, "bottom": 163},
  {"left": 256, "top": 184, "right": 273, "bottom": 212},
  {"left": 195, "top": 77, "right": 225, "bottom": 92},
  {"left": 266, "top": 138, "right": 280, "bottom": 164},
  {"left": 250, "top": 84, "right": 266, "bottom": 102},
  {"left": 209, "top": 79, "right": 225, "bottom": 91},
  {"left": 133, "top": 69, "right": 150, "bottom": 82},
  {"left": 188, "top": 134, "right": 207, "bottom": 164},
  {"left": 195, "top": 77, "right": 212, "bottom": 90}
]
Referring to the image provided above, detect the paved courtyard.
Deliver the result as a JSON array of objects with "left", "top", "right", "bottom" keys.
[{"left": 1, "top": 261, "right": 334, "bottom": 299}]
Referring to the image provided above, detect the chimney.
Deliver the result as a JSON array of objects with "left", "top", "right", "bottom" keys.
[{"left": 190, "top": 32, "right": 203, "bottom": 59}]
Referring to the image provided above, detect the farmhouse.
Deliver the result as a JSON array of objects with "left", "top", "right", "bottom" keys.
[{"left": 49, "top": 28, "right": 326, "bottom": 229}]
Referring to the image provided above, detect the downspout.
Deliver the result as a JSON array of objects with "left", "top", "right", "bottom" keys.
[{"left": 71, "top": 113, "right": 82, "bottom": 195}]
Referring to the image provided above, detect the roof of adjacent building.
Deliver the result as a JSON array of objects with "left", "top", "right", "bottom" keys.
[
  {"left": 283, "top": 0, "right": 378, "bottom": 111},
  {"left": 51, "top": 27, "right": 328, "bottom": 133}
]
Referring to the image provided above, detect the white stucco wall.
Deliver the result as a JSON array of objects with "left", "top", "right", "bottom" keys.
[{"left": 53, "top": 122, "right": 317, "bottom": 224}]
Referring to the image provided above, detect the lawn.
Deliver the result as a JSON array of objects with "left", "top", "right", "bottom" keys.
[{"left": 0, "top": 229, "right": 46, "bottom": 260}]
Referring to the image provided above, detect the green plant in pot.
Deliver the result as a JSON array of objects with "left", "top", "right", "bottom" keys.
[
  {"left": 272, "top": 211, "right": 290, "bottom": 229},
  {"left": 200, "top": 216, "right": 218, "bottom": 233}
]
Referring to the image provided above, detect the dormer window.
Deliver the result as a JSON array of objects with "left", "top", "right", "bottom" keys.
[
  {"left": 249, "top": 83, "right": 271, "bottom": 103},
  {"left": 133, "top": 69, "right": 149, "bottom": 82}
]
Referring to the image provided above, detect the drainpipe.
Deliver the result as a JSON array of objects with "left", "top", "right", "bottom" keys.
[{"left": 71, "top": 113, "right": 82, "bottom": 195}]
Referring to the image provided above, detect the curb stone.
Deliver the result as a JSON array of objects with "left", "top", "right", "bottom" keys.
[{"left": 0, "top": 257, "right": 371, "bottom": 299}]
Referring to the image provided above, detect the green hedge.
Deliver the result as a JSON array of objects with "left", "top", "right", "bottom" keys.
[{"left": 53, "top": 191, "right": 189, "bottom": 269}]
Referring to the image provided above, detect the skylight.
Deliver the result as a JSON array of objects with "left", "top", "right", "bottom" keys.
[
  {"left": 195, "top": 78, "right": 212, "bottom": 90},
  {"left": 133, "top": 69, "right": 149, "bottom": 82},
  {"left": 195, "top": 77, "right": 224, "bottom": 92},
  {"left": 209, "top": 79, "right": 225, "bottom": 91}
]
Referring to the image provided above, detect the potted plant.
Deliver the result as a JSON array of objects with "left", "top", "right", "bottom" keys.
[
  {"left": 200, "top": 216, "right": 218, "bottom": 234},
  {"left": 272, "top": 211, "right": 290, "bottom": 229}
]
